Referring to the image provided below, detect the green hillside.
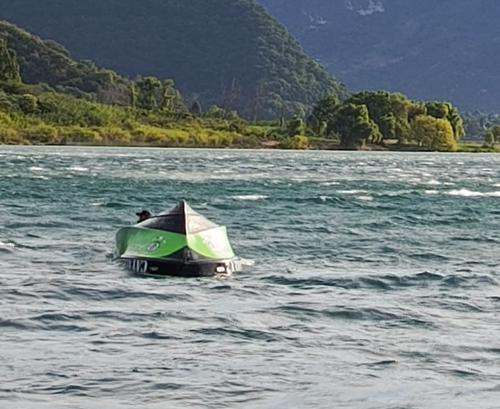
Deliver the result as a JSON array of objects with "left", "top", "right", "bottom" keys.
[
  {"left": 0, "top": 24, "right": 281, "bottom": 148},
  {"left": 0, "top": 21, "right": 132, "bottom": 105},
  {"left": 0, "top": 0, "right": 346, "bottom": 119}
]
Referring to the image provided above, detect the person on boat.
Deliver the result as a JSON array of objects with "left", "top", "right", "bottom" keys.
[{"left": 136, "top": 210, "right": 152, "bottom": 223}]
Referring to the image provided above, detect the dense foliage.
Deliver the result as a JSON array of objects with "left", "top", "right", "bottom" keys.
[
  {"left": 309, "top": 91, "right": 464, "bottom": 151},
  {"left": 0, "top": 32, "right": 277, "bottom": 148},
  {"left": 0, "top": 0, "right": 346, "bottom": 119},
  {"left": 0, "top": 80, "right": 276, "bottom": 148},
  {"left": 0, "top": 37, "right": 20, "bottom": 83}
]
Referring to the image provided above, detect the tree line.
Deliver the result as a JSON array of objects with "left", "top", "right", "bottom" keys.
[{"left": 284, "top": 91, "right": 464, "bottom": 151}]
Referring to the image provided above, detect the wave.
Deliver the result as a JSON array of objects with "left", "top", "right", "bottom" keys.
[
  {"left": 447, "top": 188, "right": 500, "bottom": 197},
  {"left": 425, "top": 179, "right": 442, "bottom": 185},
  {"left": 0, "top": 240, "right": 15, "bottom": 248},
  {"left": 262, "top": 271, "right": 495, "bottom": 291},
  {"left": 270, "top": 304, "right": 435, "bottom": 328},
  {"left": 68, "top": 166, "right": 89, "bottom": 172},
  {"left": 191, "top": 326, "right": 280, "bottom": 342},
  {"left": 356, "top": 195, "right": 373, "bottom": 201},
  {"left": 423, "top": 188, "right": 500, "bottom": 197},
  {"left": 337, "top": 190, "right": 368, "bottom": 195},
  {"left": 232, "top": 195, "right": 268, "bottom": 201}
]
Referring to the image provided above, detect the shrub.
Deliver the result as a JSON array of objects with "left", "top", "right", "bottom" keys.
[
  {"left": 60, "top": 126, "right": 102, "bottom": 144},
  {"left": 17, "top": 94, "right": 38, "bottom": 114},
  {"left": 22, "top": 124, "right": 59, "bottom": 144},
  {"left": 0, "top": 127, "right": 22, "bottom": 144},
  {"left": 280, "top": 135, "right": 309, "bottom": 149},
  {"left": 0, "top": 110, "right": 14, "bottom": 126},
  {"left": 98, "top": 127, "right": 131, "bottom": 144}
]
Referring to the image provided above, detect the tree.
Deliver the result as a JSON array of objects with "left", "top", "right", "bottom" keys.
[
  {"left": 161, "top": 79, "right": 178, "bottom": 112},
  {"left": 311, "top": 94, "right": 339, "bottom": 136},
  {"left": 347, "top": 91, "right": 412, "bottom": 143},
  {"left": 484, "top": 130, "right": 495, "bottom": 148},
  {"left": 425, "top": 101, "right": 449, "bottom": 119},
  {"left": 307, "top": 114, "right": 326, "bottom": 137},
  {"left": 378, "top": 113, "right": 396, "bottom": 141},
  {"left": 446, "top": 104, "right": 465, "bottom": 141},
  {"left": 135, "top": 76, "right": 162, "bottom": 110},
  {"left": 483, "top": 125, "right": 500, "bottom": 147},
  {"left": 17, "top": 94, "right": 38, "bottom": 114},
  {"left": 412, "top": 115, "right": 457, "bottom": 151},
  {"left": 190, "top": 100, "right": 202, "bottom": 116},
  {"left": 0, "top": 38, "right": 21, "bottom": 83},
  {"left": 425, "top": 101, "right": 464, "bottom": 141},
  {"left": 424, "top": 101, "right": 464, "bottom": 142},
  {"left": 407, "top": 102, "right": 427, "bottom": 121},
  {"left": 129, "top": 83, "right": 137, "bottom": 108},
  {"left": 492, "top": 125, "right": 500, "bottom": 140},
  {"left": 286, "top": 115, "right": 305, "bottom": 137},
  {"left": 331, "top": 103, "right": 381, "bottom": 149}
]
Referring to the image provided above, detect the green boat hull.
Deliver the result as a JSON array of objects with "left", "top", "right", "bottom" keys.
[{"left": 115, "top": 201, "right": 242, "bottom": 277}]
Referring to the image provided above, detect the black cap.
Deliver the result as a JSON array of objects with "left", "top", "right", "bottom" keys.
[{"left": 136, "top": 210, "right": 151, "bottom": 217}]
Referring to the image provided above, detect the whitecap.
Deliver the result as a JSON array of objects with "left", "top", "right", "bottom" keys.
[
  {"left": 356, "top": 195, "right": 373, "bottom": 201},
  {"left": 0, "top": 240, "right": 15, "bottom": 248},
  {"left": 447, "top": 189, "right": 500, "bottom": 197},
  {"left": 425, "top": 180, "right": 441, "bottom": 186},
  {"left": 232, "top": 195, "right": 268, "bottom": 201},
  {"left": 425, "top": 190, "right": 439, "bottom": 195},
  {"left": 448, "top": 189, "right": 483, "bottom": 197},
  {"left": 68, "top": 166, "right": 89, "bottom": 172},
  {"left": 29, "top": 166, "right": 45, "bottom": 172},
  {"left": 338, "top": 190, "right": 368, "bottom": 195},
  {"left": 320, "top": 182, "right": 339, "bottom": 186}
]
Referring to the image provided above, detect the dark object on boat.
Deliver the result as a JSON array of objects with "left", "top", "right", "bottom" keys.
[{"left": 116, "top": 200, "right": 242, "bottom": 277}]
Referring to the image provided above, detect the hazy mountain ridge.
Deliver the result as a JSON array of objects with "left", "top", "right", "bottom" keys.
[{"left": 258, "top": 0, "right": 500, "bottom": 112}]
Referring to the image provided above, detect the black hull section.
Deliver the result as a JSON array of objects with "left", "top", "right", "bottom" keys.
[{"left": 120, "top": 257, "right": 241, "bottom": 278}]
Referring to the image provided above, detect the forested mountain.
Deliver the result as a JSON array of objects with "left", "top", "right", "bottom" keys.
[
  {"left": 258, "top": 0, "right": 500, "bottom": 112},
  {"left": 0, "top": 21, "right": 131, "bottom": 105},
  {"left": 0, "top": 0, "right": 346, "bottom": 118}
]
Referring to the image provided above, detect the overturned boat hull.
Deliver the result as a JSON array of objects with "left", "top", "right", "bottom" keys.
[{"left": 116, "top": 201, "right": 242, "bottom": 277}]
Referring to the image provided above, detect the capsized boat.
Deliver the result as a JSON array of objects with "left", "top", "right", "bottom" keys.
[{"left": 115, "top": 200, "right": 243, "bottom": 277}]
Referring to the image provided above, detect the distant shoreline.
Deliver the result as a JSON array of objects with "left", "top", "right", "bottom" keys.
[{"left": 1, "top": 141, "right": 498, "bottom": 153}]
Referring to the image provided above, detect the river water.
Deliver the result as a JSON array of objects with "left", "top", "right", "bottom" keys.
[{"left": 1, "top": 146, "right": 499, "bottom": 409}]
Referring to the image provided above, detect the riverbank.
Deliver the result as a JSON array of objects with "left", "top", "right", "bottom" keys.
[{"left": 2, "top": 138, "right": 499, "bottom": 152}]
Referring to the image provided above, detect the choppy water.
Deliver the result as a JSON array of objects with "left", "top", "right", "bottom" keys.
[{"left": 1, "top": 146, "right": 500, "bottom": 409}]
